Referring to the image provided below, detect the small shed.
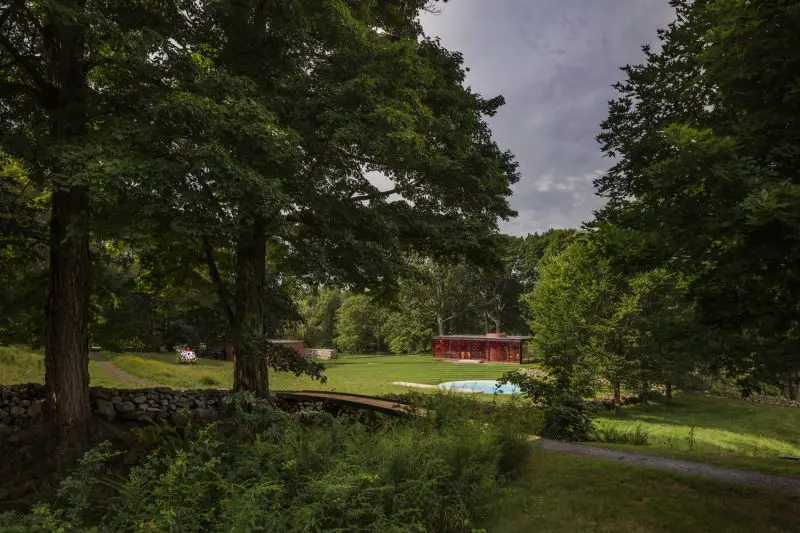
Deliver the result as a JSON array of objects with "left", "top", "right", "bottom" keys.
[
  {"left": 432, "top": 333, "right": 530, "bottom": 364},
  {"left": 267, "top": 339, "right": 305, "bottom": 357}
]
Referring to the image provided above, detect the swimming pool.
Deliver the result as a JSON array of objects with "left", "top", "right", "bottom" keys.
[{"left": 437, "top": 379, "right": 520, "bottom": 395}]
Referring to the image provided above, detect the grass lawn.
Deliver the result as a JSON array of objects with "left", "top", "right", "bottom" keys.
[
  {"left": 104, "top": 352, "right": 526, "bottom": 395},
  {"left": 0, "top": 346, "right": 132, "bottom": 389},
  {"left": 594, "top": 393, "right": 800, "bottom": 476},
  {"left": 485, "top": 449, "right": 800, "bottom": 533},
  {"left": 1, "top": 347, "right": 527, "bottom": 395}
]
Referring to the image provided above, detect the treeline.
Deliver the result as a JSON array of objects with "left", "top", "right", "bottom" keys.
[
  {"left": 284, "top": 230, "right": 576, "bottom": 353},
  {"left": 0, "top": 229, "right": 577, "bottom": 355}
]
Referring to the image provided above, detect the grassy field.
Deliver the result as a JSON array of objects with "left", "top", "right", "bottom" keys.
[
  {"left": 1, "top": 347, "right": 526, "bottom": 395},
  {"left": 486, "top": 449, "right": 800, "bottom": 533},
  {"left": 104, "top": 352, "right": 526, "bottom": 395},
  {"left": 0, "top": 346, "right": 132, "bottom": 389},
  {"left": 594, "top": 393, "right": 800, "bottom": 476}
]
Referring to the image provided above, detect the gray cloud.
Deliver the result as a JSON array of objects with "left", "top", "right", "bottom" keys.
[{"left": 420, "top": 0, "right": 675, "bottom": 235}]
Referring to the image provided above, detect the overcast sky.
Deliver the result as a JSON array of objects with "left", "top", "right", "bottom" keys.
[{"left": 417, "top": 0, "right": 675, "bottom": 236}]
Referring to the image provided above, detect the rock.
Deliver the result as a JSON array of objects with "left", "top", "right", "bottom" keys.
[
  {"left": 9, "top": 406, "right": 25, "bottom": 417},
  {"left": 161, "top": 399, "right": 169, "bottom": 406},
  {"left": 20, "top": 399, "right": 31, "bottom": 407},
  {"left": 191, "top": 408, "right": 217, "bottom": 423},
  {"left": 96, "top": 398, "right": 116, "bottom": 421},
  {"left": 110, "top": 396, "right": 122, "bottom": 404},
  {"left": 133, "top": 395, "right": 147, "bottom": 404},
  {"left": 117, "top": 401, "right": 136, "bottom": 413},
  {"left": 26, "top": 400, "right": 43, "bottom": 419},
  {"left": 138, "top": 403, "right": 149, "bottom": 410},
  {"left": 93, "top": 389, "right": 111, "bottom": 400}
]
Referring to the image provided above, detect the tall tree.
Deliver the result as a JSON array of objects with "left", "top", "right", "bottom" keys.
[
  {"left": 521, "top": 239, "right": 612, "bottom": 394},
  {"left": 151, "top": 0, "right": 519, "bottom": 395},
  {"left": 0, "top": 0, "right": 178, "bottom": 452},
  {"left": 596, "top": 0, "right": 800, "bottom": 393}
]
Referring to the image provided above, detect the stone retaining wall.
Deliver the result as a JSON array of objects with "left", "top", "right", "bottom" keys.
[
  {"left": 0, "top": 383, "right": 326, "bottom": 438},
  {"left": 305, "top": 348, "right": 338, "bottom": 360}
]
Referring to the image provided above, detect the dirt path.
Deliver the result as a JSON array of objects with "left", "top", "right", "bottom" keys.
[
  {"left": 534, "top": 438, "right": 800, "bottom": 495},
  {"left": 90, "top": 353, "right": 147, "bottom": 385}
]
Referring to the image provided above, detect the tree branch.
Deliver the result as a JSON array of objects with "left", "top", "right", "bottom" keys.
[
  {"left": 349, "top": 187, "right": 398, "bottom": 202},
  {"left": 203, "top": 235, "right": 236, "bottom": 323},
  {"left": 0, "top": 80, "right": 40, "bottom": 100},
  {"left": 0, "top": 30, "right": 47, "bottom": 92}
]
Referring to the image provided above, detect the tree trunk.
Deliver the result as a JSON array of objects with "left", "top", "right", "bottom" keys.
[
  {"left": 666, "top": 382, "right": 673, "bottom": 403},
  {"left": 639, "top": 381, "right": 649, "bottom": 402},
  {"left": 43, "top": 2, "right": 92, "bottom": 458},
  {"left": 232, "top": 215, "right": 269, "bottom": 397},
  {"left": 45, "top": 188, "right": 92, "bottom": 458},
  {"left": 612, "top": 381, "right": 621, "bottom": 403},
  {"left": 436, "top": 315, "right": 445, "bottom": 336}
]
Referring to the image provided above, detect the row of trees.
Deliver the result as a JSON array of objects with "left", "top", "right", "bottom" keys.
[
  {"left": 0, "top": 227, "right": 575, "bottom": 357},
  {"left": 525, "top": 231, "right": 704, "bottom": 402},
  {"left": 0, "top": 0, "right": 520, "bottom": 453}
]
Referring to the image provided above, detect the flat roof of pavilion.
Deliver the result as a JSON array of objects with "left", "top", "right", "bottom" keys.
[{"left": 433, "top": 334, "right": 530, "bottom": 342}]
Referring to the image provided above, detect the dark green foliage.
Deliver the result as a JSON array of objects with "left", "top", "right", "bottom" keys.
[
  {"left": 0, "top": 394, "right": 535, "bottom": 532},
  {"left": 596, "top": 0, "right": 800, "bottom": 392}
]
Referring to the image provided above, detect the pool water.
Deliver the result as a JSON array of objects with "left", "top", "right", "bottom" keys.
[{"left": 437, "top": 380, "right": 520, "bottom": 395}]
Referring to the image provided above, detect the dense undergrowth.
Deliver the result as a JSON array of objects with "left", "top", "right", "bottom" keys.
[{"left": 0, "top": 393, "right": 542, "bottom": 532}]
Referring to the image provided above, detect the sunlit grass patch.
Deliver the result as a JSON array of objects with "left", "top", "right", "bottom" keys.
[
  {"left": 0, "top": 345, "right": 133, "bottom": 388},
  {"left": 593, "top": 393, "right": 800, "bottom": 476}
]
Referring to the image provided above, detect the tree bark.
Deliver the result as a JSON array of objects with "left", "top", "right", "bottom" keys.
[
  {"left": 42, "top": 1, "right": 92, "bottom": 458},
  {"left": 666, "top": 382, "right": 673, "bottom": 403},
  {"left": 437, "top": 315, "right": 445, "bottom": 336},
  {"left": 612, "top": 381, "right": 621, "bottom": 403},
  {"left": 232, "top": 215, "right": 269, "bottom": 397},
  {"left": 45, "top": 188, "right": 91, "bottom": 457}
]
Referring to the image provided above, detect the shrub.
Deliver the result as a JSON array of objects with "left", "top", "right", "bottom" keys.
[
  {"left": 500, "top": 371, "right": 595, "bottom": 441},
  {"left": 1, "top": 394, "right": 535, "bottom": 532},
  {"left": 596, "top": 423, "right": 650, "bottom": 445}
]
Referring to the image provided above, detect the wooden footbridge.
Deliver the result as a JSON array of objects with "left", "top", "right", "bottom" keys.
[{"left": 273, "top": 390, "right": 425, "bottom": 417}]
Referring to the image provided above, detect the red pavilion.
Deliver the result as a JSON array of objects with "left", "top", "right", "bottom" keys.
[{"left": 432, "top": 333, "right": 531, "bottom": 364}]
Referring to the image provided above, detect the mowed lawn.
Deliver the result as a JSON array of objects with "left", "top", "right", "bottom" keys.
[
  {"left": 0, "top": 346, "right": 133, "bottom": 389},
  {"left": 105, "top": 352, "right": 527, "bottom": 395},
  {"left": 1, "top": 347, "right": 527, "bottom": 396},
  {"left": 594, "top": 393, "right": 800, "bottom": 476},
  {"left": 485, "top": 449, "right": 800, "bottom": 533}
]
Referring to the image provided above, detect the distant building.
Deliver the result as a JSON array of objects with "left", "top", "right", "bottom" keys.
[
  {"left": 267, "top": 339, "right": 305, "bottom": 357},
  {"left": 432, "top": 333, "right": 531, "bottom": 364}
]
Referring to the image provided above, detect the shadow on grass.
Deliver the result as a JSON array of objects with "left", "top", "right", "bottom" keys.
[{"left": 595, "top": 393, "right": 800, "bottom": 457}]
